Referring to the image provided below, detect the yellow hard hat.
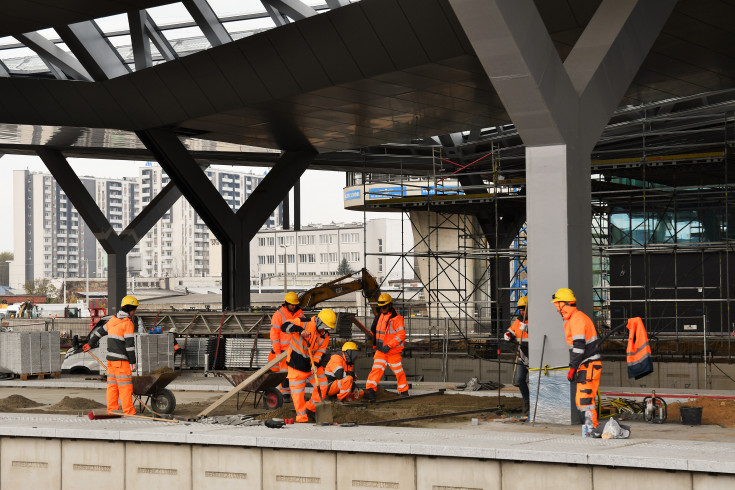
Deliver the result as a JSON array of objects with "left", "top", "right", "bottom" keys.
[
  {"left": 342, "top": 341, "right": 358, "bottom": 352},
  {"left": 284, "top": 291, "right": 299, "bottom": 305},
  {"left": 317, "top": 309, "right": 337, "bottom": 329},
  {"left": 377, "top": 293, "right": 393, "bottom": 307},
  {"left": 121, "top": 295, "right": 139, "bottom": 308},
  {"left": 517, "top": 296, "right": 528, "bottom": 307},
  {"left": 551, "top": 288, "right": 576, "bottom": 303}
]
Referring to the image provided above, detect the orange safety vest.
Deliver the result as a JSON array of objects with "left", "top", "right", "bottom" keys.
[
  {"left": 270, "top": 305, "right": 303, "bottom": 354},
  {"left": 325, "top": 352, "right": 353, "bottom": 381},
  {"left": 372, "top": 311, "right": 405, "bottom": 353},
  {"left": 285, "top": 318, "right": 329, "bottom": 373},
  {"left": 562, "top": 306, "right": 600, "bottom": 369},
  {"left": 506, "top": 318, "right": 529, "bottom": 365},
  {"left": 626, "top": 317, "right": 653, "bottom": 380}
]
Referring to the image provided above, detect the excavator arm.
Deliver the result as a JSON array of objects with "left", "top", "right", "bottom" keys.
[
  {"left": 298, "top": 268, "right": 381, "bottom": 315},
  {"left": 297, "top": 268, "right": 382, "bottom": 337}
]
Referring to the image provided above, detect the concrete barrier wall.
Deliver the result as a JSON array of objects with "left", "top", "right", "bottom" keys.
[{"left": 3, "top": 437, "right": 734, "bottom": 489}]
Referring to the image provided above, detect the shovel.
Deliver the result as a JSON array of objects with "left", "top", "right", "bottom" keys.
[{"left": 306, "top": 337, "right": 333, "bottom": 424}]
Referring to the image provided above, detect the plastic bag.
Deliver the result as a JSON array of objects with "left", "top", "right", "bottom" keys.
[{"left": 601, "top": 417, "right": 631, "bottom": 439}]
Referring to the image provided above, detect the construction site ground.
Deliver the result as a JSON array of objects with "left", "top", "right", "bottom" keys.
[{"left": 0, "top": 372, "right": 734, "bottom": 441}]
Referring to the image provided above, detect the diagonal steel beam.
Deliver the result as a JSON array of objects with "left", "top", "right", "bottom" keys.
[
  {"left": 183, "top": 0, "right": 232, "bottom": 47},
  {"left": 144, "top": 13, "right": 178, "bottom": 61},
  {"left": 128, "top": 11, "right": 152, "bottom": 71},
  {"left": 325, "top": 0, "right": 350, "bottom": 8},
  {"left": 0, "top": 60, "right": 8, "bottom": 77},
  {"left": 119, "top": 180, "right": 183, "bottom": 249},
  {"left": 15, "top": 32, "right": 92, "bottom": 81},
  {"left": 135, "top": 128, "right": 240, "bottom": 243},
  {"left": 262, "top": 2, "right": 290, "bottom": 27},
  {"left": 262, "top": 0, "right": 317, "bottom": 21},
  {"left": 56, "top": 21, "right": 130, "bottom": 81},
  {"left": 237, "top": 151, "right": 315, "bottom": 241}
]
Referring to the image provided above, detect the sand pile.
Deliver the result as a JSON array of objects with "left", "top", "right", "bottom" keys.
[
  {"left": 48, "top": 397, "right": 105, "bottom": 411},
  {"left": 668, "top": 397, "right": 735, "bottom": 427},
  {"left": 0, "top": 395, "right": 43, "bottom": 410}
]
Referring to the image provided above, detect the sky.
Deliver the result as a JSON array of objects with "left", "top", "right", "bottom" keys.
[{"left": 0, "top": 154, "right": 377, "bottom": 254}]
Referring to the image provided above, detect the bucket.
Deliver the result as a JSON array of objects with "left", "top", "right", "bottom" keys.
[{"left": 679, "top": 406, "right": 702, "bottom": 425}]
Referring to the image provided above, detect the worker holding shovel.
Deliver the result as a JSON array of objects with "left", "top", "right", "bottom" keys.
[
  {"left": 504, "top": 296, "right": 529, "bottom": 414},
  {"left": 281, "top": 309, "right": 336, "bottom": 423}
]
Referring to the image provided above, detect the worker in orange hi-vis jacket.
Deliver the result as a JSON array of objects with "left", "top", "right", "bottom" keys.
[
  {"left": 84, "top": 295, "right": 139, "bottom": 416},
  {"left": 281, "top": 309, "right": 335, "bottom": 423},
  {"left": 325, "top": 341, "right": 363, "bottom": 401},
  {"left": 365, "top": 293, "right": 408, "bottom": 402},
  {"left": 268, "top": 292, "right": 304, "bottom": 398},
  {"left": 552, "top": 288, "right": 602, "bottom": 438}
]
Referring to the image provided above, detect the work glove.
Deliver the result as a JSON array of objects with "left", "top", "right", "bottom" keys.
[
  {"left": 318, "top": 355, "right": 329, "bottom": 368},
  {"left": 567, "top": 368, "right": 576, "bottom": 382},
  {"left": 345, "top": 370, "right": 355, "bottom": 379},
  {"left": 130, "top": 364, "right": 136, "bottom": 372},
  {"left": 519, "top": 322, "right": 528, "bottom": 332},
  {"left": 379, "top": 345, "right": 391, "bottom": 354},
  {"left": 503, "top": 332, "right": 513, "bottom": 342},
  {"left": 82, "top": 344, "right": 91, "bottom": 352}
]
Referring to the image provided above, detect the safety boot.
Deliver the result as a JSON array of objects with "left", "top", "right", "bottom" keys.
[
  {"left": 365, "top": 388, "right": 376, "bottom": 403},
  {"left": 306, "top": 409, "right": 316, "bottom": 423},
  {"left": 399, "top": 391, "right": 409, "bottom": 397}
]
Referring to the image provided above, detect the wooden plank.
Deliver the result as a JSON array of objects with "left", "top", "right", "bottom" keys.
[{"left": 195, "top": 351, "right": 288, "bottom": 418}]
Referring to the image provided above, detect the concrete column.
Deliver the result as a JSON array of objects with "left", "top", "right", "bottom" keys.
[{"left": 450, "top": 0, "right": 677, "bottom": 423}]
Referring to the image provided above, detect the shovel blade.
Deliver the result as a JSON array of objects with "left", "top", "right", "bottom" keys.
[{"left": 315, "top": 401, "right": 333, "bottom": 424}]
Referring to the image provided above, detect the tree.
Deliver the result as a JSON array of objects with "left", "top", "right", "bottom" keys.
[
  {"left": 337, "top": 258, "right": 353, "bottom": 276},
  {"left": 0, "top": 251, "right": 13, "bottom": 262},
  {"left": 24, "top": 279, "right": 58, "bottom": 301}
]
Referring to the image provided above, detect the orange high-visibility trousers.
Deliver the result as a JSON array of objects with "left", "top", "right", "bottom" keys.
[
  {"left": 288, "top": 367, "right": 328, "bottom": 423},
  {"left": 326, "top": 375, "right": 363, "bottom": 401},
  {"left": 267, "top": 351, "right": 290, "bottom": 395},
  {"left": 106, "top": 360, "right": 135, "bottom": 415},
  {"left": 366, "top": 351, "right": 408, "bottom": 393},
  {"left": 575, "top": 360, "right": 602, "bottom": 428}
]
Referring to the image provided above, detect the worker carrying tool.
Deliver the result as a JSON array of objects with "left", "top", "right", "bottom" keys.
[
  {"left": 268, "top": 291, "right": 305, "bottom": 399},
  {"left": 552, "top": 288, "right": 602, "bottom": 437},
  {"left": 281, "top": 309, "right": 335, "bottom": 423},
  {"left": 504, "top": 295, "right": 529, "bottom": 414},
  {"left": 325, "top": 341, "right": 364, "bottom": 402},
  {"left": 83, "top": 295, "right": 139, "bottom": 416},
  {"left": 365, "top": 293, "right": 408, "bottom": 401}
]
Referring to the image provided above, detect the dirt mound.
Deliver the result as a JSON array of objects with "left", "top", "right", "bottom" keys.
[
  {"left": 48, "top": 397, "right": 105, "bottom": 411},
  {"left": 0, "top": 394, "right": 44, "bottom": 410},
  {"left": 668, "top": 397, "right": 735, "bottom": 427}
]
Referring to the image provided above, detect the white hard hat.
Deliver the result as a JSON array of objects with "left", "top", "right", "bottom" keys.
[{"left": 169, "top": 327, "right": 178, "bottom": 334}]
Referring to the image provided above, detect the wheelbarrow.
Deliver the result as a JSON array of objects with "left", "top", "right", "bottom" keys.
[
  {"left": 132, "top": 371, "right": 180, "bottom": 415},
  {"left": 219, "top": 370, "right": 287, "bottom": 410}
]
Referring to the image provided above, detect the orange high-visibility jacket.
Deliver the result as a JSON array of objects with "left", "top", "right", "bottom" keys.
[
  {"left": 626, "top": 317, "right": 653, "bottom": 380},
  {"left": 87, "top": 314, "right": 136, "bottom": 364},
  {"left": 506, "top": 318, "right": 529, "bottom": 365},
  {"left": 371, "top": 311, "right": 405, "bottom": 353},
  {"left": 562, "top": 307, "right": 600, "bottom": 369},
  {"left": 282, "top": 317, "right": 329, "bottom": 373},
  {"left": 325, "top": 352, "right": 354, "bottom": 381},
  {"left": 270, "top": 305, "right": 304, "bottom": 355}
]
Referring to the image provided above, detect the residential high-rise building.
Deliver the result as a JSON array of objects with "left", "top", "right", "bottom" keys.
[{"left": 10, "top": 166, "right": 282, "bottom": 289}]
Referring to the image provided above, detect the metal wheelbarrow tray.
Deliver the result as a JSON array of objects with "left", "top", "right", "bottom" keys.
[
  {"left": 132, "top": 371, "right": 180, "bottom": 415},
  {"left": 220, "top": 370, "right": 287, "bottom": 410}
]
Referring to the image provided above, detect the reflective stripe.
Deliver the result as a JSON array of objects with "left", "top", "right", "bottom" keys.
[
  {"left": 586, "top": 336, "right": 598, "bottom": 344},
  {"left": 572, "top": 335, "right": 585, "bottom": 341},
  {"left": 108, "top": 335, "right": 124, "bottom": 341},
  {"left": 572, "top": 347, "right": 584, "bottom": 353},
  {"left": 373, "top": 359, "right": 387, "bottom": 367},
  {"left": 366, "top": 380, "right": 377, "bottom": 388},
  {"left": 397, "top": 383, "right": 408, "bottom": 390},
  {"left": 118, "top": 380, "right": 133, "bottom": 386}
]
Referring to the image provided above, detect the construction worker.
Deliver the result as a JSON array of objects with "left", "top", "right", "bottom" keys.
[
  {"left": 281, "top": 309, "right": 335, "bottom": 423},
  {"left": 269, "top": 292, "right": 305, "bottom": 399},
  {"left": 84, "top": 295, "right": 139, "bottom": 416},
  {"left": 325, "top": 341, "right": 363, "bottom": 401},
  {"left": 365, "top": 293, "right": 408, "bottom": 401},
  {"left": 552, "top": 288, "right": 602, "bottom": 437},
  {"left": 169, "top": 327, "right": 183, "bottom": 357},
  {"left": 504, "top": 295, "right": 529, "bottom": 414}
]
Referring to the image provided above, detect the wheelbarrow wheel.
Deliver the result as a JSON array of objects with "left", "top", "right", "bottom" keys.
[
  {"left": 151, "top": 388, "right": 176, "bottom": 414},
  {"left": 263, "top": 387, "right": 283, "bottom": 410}
]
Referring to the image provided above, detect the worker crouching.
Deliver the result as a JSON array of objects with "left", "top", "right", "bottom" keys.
[
  {"left": 552, "top": 288, "right": 602, "bottom": 437},
  {"left": 281, "top": 309, "right": 336, "bottom": 423},
  {"left": 84, "top": 295, "right": 139, "bottom": 416},
  {"left": 365, "top": 293, "right": 408, "bottom": 401},
  {"left": 325, "top": 341, "right": 363, "bottom": 402}
]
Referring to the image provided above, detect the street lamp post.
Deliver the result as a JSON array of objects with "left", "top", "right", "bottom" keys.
[{"left": 279, "top": 245, "right": 288, "bottom": 292}]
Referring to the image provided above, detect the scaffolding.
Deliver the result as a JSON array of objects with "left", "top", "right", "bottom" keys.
[{"left": 347, "top": 99, "right": 735, "bottom": 360}]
